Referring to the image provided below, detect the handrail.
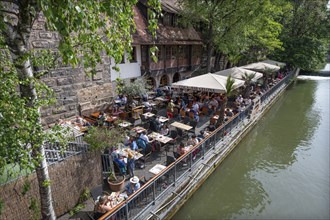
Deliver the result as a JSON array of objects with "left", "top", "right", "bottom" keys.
[{"left": 99, "top": 72, "right": 294, "bottom": 220}]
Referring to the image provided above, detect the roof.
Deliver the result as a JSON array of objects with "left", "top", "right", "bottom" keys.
[
  {"left": 161, "top": 0, "right": 182, "bottom": 13},
  {"left": 132, "top": 4, "right": 202, "bottom": 45}
]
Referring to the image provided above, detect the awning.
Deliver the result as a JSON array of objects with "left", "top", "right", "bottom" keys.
[
  {"left": 171, "top": 73, "right": 245, "bottom": 93},
  {"left": 213, "top": 67, "right": 263, "bottom": 82}
]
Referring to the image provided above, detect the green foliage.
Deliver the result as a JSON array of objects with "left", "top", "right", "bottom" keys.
[
  {"left": 28, "top": 197, "right": 40, "bottom": 220},
  {"left": 225, "top": 75, "right": 236, "bottom": 97},
  {"left": 108, "top": 171, "right": 118, "bottom": 182},
  {"left": 84, "top": 127, "right": 125, "bottom": 151},
  {"left": 0, "top": 198, "right": 3, "bottom": 216},
  {"left": 79, "top": 188, "right": 91, "bottom": 203},
  {"left": 118, "top": 77, "right": 147, "bottom": 97},
  {"left": 271, "top": 0, "right": 330, "bottom": 70},
  {"left": 22, "top": 180, "right": 31, "bottom": 196},
  {"left": 179, "top": 0, "right": 284, "bottom": 64},
  {"left": 69, "top": 203, "right": 86, "bottom": 217},
  {"left": 0, "top": 0, "right": 161, "bottom": 218}
]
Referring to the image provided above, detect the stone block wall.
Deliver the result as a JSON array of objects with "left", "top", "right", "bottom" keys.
[
  {"left": 0, "top": 151, "right": 102, "bottom": 219},
  {"left": 29, "top": 13, "right": 114, "bottom": 126}
]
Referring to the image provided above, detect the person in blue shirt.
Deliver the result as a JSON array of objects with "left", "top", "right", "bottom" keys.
[
  {"left": 130, "top": 137, "right": 139, "bottom": 151},
  {"left": 125, "top": 176, "right": 141, "bottom": 196}
]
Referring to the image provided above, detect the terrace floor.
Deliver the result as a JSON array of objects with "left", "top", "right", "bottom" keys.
[{"left": 59, "top": 107, "right": 212, "bottom": 220}]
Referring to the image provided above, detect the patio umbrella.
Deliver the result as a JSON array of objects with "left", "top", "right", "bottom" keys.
[
  {"left": 171, "top": 73, "right": 245, "bottom": 93},
  {"left": 213, "top": 67, "right": 263, "bottom": 82},
  {"left": 261, "top": 59, "right": 286, "bottom": 67},
  {"left": 241, "top": 62, "right": 280, "bottom": 72}
]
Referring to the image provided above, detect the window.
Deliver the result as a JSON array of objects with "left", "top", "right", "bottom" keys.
[
  {"left": 141, "top": 46, "right": 147, "bottom": 63},
  {"left": 120, "top": 55, "right": 125, "bottom": 64},
  {"left": 129, "top": 47, "right": 137, "bottom": 63},
  {"left": 157, "top": 46, "right": 163, "bottom": 61},
  {"left": 171, "top": 46, "right": 177, "bottom": 59},
  {"left": 166, "top": 46, "right": 172, "bottom": 59},
  {"left": 163, "top": 13, "right": 172, "bottom": 26}
]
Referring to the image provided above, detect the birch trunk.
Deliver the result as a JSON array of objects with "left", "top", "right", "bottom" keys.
[{"left": 2, "top": 1, "right": 56, "bottom": 219}]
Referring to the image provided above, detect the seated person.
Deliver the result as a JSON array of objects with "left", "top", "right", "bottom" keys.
[
  {"left": 74, "top": 116, "right": 91, "bottom": 126},
  {"left": 149, "top": 118, "right": 161, "bottom": 132},
  {"left": 121, "top": 94, "right": 128, "bottom": 106},
  {"left": 114, "top": 155, "right": 127, "bottom": 175},
  {"left": 130, "top": 137, "right": 139, "bottom": 151},
  {"left": 125, "top": 176, "right": 141, "bottom": 196},
  {"left": 160, "top": 124, "right": 170, "bottom": 136},
  {"left": 187, "top": 135, "right": 199, "bottom": 146},
  {"left": 139, "top": 131, "right": 153, "bottom": 144},
  {"left": 94, "top": 195, "right": 113, "bottom": 214},
  {"left": 207, "top": 123, "right": 216, "bottom": 132},
  {"left": 176, "top": 142, "right": 187, "bottom": 156},
  {"left": 123, "top": 135, "right": 131, "bottom": 147},
  {"left": 143, "top": 101, "right": 152, "bottom": 112},
  {"left": 197, "top": 130, "right": 205, "bottom": 141}
]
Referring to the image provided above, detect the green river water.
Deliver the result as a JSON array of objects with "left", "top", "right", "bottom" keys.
[{"left": 173, "top": 76, "right": 330, "bottom": 220}]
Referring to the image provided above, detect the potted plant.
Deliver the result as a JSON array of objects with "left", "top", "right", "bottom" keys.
[
  {"left": 84, "top": 127, "right": 126, "bottom": 192},
  {"left": 107, "top": 171, "right": 125, "bottom": 192}
]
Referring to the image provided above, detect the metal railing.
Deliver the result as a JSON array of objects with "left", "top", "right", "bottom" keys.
[
  {"left": 100, "top": 73, "right": 294, "bottom": 220},
  {"left": 44, "top": 141, "right": 89, "bottom": 164}
]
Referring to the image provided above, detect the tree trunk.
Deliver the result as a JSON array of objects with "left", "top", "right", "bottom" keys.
[
  {"left": 206, "top": 23, "right": 214, "bottom": 73},
  {"left": 16, "top": 49, "right": 56, "bottom": 220},
  {"left": 32, "top": 147, "right": 56, "bottom": 220},
  {"left": 219, "top": 97, "right": 227, "bottom": 124},
  {"left": 214, "top": 52, "right": 221, "bottom": 72},
  {"left": 2, "top": 2, "right": 56, "bottom": 219}
]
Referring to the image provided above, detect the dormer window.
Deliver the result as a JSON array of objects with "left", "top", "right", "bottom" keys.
[{"left": 163, "top": 13, "right": 172, "bottom": 26}]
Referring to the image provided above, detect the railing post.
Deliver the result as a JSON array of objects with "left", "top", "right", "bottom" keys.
[
  {"left": 174, "top": 163, "right": 177, "bottom": 186},
  {"left": 152, "top": 181, "right": 156, "bottom": 205},
  {"left": 125, "top": 203, "right": 129, "bottom": 220}
]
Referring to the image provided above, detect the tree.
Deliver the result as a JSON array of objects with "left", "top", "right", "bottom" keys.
[
  {"left": 0, "top": 0, "right": 160, "bottom": 219},
  {"left": 271, "top": 0, "right": 330, "bottom": 71},
  {"left": 115, "top": 77, "right": 148, "bottom": 107},
  {"left": 179, "top": 0, "right": 284, "bottom": 71},
  {"left": 218, "top": 75, "right": 236, "bottom": 124},
  {"left": 241, "top": 72, "right": 256, "bottom": 98}
]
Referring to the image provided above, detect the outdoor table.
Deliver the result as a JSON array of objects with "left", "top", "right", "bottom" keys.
[
  {"left": 90, "top": 112, "right": 100, "bottom": 119},
  {"left": 148, "top": 132, "right": 173, "bottom": 144},
  {"left": 171, "top": 121, "right": 192, "bottom": 131},
  {"left": 143, "top": 112, "right": 155, "bottom": 118},
  {"left": 154, "top": 97, "right": 168, "bottom": 102},
  {"left": 115, "top": 147, "right": 143, "bottom": 160},
  {"left": 158, "top": 116, "right": 168, "bottom": 123},
  {"left": 131, "top": 126, "right": 146, "bottom": 134},
  {"left": 105, "top": 116, "right": 118, "bottom": 123},
  {"left": 149, "top": 164, "right": 167, "bottom": 175},
  {"left": 212, "top": 115, "right": 219, "bottom": 120},
  {"left": 106, "top": 191, "right": 126, "bottom": 208},
  {"left": 118, "top": 121, "right": 132, "bottom": 128}
]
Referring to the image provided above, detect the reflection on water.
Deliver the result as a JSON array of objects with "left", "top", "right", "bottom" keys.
[{"left": 173, "top": 78, "right": 330, "bottom": 220}]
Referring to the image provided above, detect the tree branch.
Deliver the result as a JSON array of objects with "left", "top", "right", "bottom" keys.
[{"left": 0, "top": 9, "right": 19, "bottom": 16}]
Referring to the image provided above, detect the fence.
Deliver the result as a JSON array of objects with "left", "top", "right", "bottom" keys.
[
  {"left": 100, "top": 72, "right": 294, "bottom": 220},
  {"left": 44, "top": 141, "right": 89, "bottom": 164}
]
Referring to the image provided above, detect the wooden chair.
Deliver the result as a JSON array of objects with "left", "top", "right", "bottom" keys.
[{"left": 119, "top": 112, "right": 128, "bottom": 120}]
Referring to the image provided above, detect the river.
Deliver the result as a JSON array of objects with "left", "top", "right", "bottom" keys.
[{"left": 173, "top": 75, "right": 330, "bottom": 219}]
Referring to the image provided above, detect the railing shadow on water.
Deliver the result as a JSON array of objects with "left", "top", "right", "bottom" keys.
[{"left": 101, "top": 73, "right": 294, "bottom": 220}]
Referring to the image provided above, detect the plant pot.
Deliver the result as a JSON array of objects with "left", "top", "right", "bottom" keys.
[{"left": 107, "top": 175, "right": 125, "bottom": 192}]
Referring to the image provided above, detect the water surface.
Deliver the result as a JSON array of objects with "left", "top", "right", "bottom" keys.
[{"left": 173, "top": 76, "right": 330, "bottom": 220}]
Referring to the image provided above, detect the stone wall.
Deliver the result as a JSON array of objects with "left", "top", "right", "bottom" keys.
[
  {"left": 29, "top": 13, "right": 114, "bottom": 126},
  {"left": 0, "top": 151, "right": 102, "bottom": 219}
]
